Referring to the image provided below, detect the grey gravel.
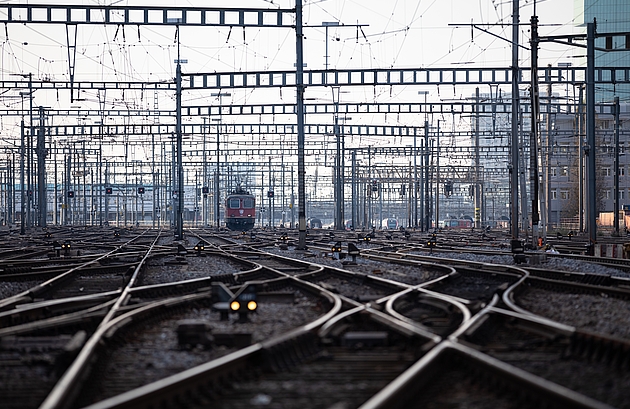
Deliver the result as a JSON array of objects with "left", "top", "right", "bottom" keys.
[
  {"left": 425, "top": 250, "right": 630, "bottom": 277},
  {"left": 264, "top": 246, "right": 445, "bottom": 285},
  {"left": 0, "top": 281, "right": 40, "bottom": 299},
  {"left": 517, "top": 289, "right": 630, "bottom": 340},
  {"left": 138, "top": 254, "right": 250, "bottom": 286}
]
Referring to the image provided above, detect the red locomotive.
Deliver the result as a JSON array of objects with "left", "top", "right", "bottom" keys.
[
  {"left": 225, "top": 187, "right": 256, "bottom": 231},
  {"left": 442, "top": 218, "right": 473, "bottom": 229}
]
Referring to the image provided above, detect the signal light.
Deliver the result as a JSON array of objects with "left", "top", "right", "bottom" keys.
[
  {"left": 267, "top": 190, "right": 274, "bottom": 198},
  {"left": 61, "top": 240, "right": 72, "bottom": 256},
  {"left": 67, "top": 191, "right": 75, "bottom": 198},
  {"left": 331, "top": 241, "right": 342, "bottom": 252},
  {"left": 427, "top": 233, "right": 437, "bottom": 254},
  {"left": 229, "top": 284, "right": 257, "bottom": 322},
  {"left": 193, "top": 240, "right": 206, "bottom": 254},
  {"left": 105, "top": 187, "right": 113, "bottom": 195},
  {"left": 229, "top": 300, "right": 258, "bottom": 312},
  {"left": 137, "top": 187, "right": 145, "bottom": 195}
]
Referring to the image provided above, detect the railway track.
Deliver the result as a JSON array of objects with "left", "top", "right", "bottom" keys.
[
  {"left": 452, "top": 307, "right": 630, "bottom": 409},
  {"left": 71, "top": 279, "right": 338, "bottom": 408},
  {"left": 1, "top": 227, "right": 630, "bottom": 408}
]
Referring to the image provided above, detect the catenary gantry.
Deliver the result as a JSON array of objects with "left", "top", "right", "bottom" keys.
[{"left": 1, "top": 2, "right": 629, "bottom": 249}]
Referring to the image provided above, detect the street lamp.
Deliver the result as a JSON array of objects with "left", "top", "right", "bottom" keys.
[
  {"left": 435, "top": 120, "right": 441, "bottom": 231},
  {"left": 331, "top": 88, "right": 351, "bottom": 231},
  {"left": 18, "top": 91, "right": 30, "bottom": 234},
  {"left": 211, "top": 92, "right": 231, "bottom": 229},
  {"left": 417, "top": 91, "right": 429, "bottom": 229},
  {"left": 173, "top": 22, "right": 186, "bottom": 240}
]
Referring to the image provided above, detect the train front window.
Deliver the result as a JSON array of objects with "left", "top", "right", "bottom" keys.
[
  {"left": 243, "top": 198, "right": 254, "bottom": 209},
  {"left": 228, "top": 198, "right": 241, "bottom": 209}
]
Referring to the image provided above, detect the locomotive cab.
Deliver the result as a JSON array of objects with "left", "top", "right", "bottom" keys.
[{"left": 225, "top": 188, "right": 256, "bottom": 231}]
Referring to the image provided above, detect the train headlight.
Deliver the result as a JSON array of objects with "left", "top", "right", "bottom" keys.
[
  {"left": 247, "top": 301, "right": 257, "bottom": 311},
  {"left": 230, "top": 301, "right": 241, "bottom": 311}
]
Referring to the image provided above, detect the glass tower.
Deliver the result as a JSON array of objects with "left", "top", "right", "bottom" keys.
[{"left": 579, "top": 0, "right": 630, "bottom": 102}]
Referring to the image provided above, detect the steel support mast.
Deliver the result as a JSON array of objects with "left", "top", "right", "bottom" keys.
[
  {"left": 296, "top": 0, "right": 307, "bottom": 249},
  {"left": 510, "top": 0, "right": 520, "bottom": 251}
]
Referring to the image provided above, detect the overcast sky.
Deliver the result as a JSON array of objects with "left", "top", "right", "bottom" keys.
[
  {"left": 0, "top": 0, "right": 584, "bottom": 135},
  {"left": 2, "top": 0, "right": 582, "bottom": 79}
]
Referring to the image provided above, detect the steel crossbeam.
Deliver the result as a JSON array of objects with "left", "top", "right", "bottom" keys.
[
  {"left": 1, "top": 67, "right": 629, "bottom": 92},
  {"left": 183, "top": 67, "right": 630, "bottom": 89},
  {"left": 45, "top": 141, "right": 512, "bottom": 157},
  {"left": 0, "top": 101, "right": 619, "bottom": 118},
  {"left": 0, "top": 4, "right": 294, "bottom": 27},
  {"left": 36, "top": 122, "right": 588, "bottom": 141},
  {"left": 182, "top": 101, "right": 615, "bottom": 116},
  {"left": 42, "top": 123, "right": 426, "bottom": 138}
]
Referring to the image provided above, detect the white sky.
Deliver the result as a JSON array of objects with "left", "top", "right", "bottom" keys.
[
  {"left": 0, "top": 0, "right": 585, "bottom": 152},
  {"left": 2, "top": 0, "right": 582, "bottom": 89}
]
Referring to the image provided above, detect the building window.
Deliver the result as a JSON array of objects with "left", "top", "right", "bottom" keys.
[
  {"left": 602, "top": 167, "right": 611, "bottom": 177},
  {"left": 606, "top": 36, "right": 613, "bottom": 50},
  {"left": 621, "top": 190, "right": 625, "bottom": 201},
  {"left": 560, "top": 190, "right": 569, "bottom": 200},
  {"left": 620, "top": 166, "right": 625, "bottom": 176},
  {"left": 551, "top": 189, "right": 557, "bottom": 200},
  {"left": 605, "top": 190, "right": 611, "bottom": 200},
  {"left": 560, "top": 166, "right": 568, "bottom": 177},
  {"left": 550, "top": 167, "right": 557, "bottom": 177}
]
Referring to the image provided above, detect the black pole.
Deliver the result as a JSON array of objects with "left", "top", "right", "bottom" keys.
[
  {"left": 175, "top": 26, "right": 184, "bottom": 240},
  {"left": 37, "top": 106, "right": 46, "bottom": 227},
  {"left": 586, "top": 21, "right": 597, "bottom": 252},
  {"left": 613, "top": 96, "right": 620, "bottom": 235},
  {"left": 296, "top": 0, "right": 307, "bottom": 249},
  {"left": 510, "top": 0, "right": 520, "bottom": 249},
  {"left": 530, "top": 15, "right": 540, "bottom": 246},
  {"left": 20, "top": 119, "right": 25, "bottom": 234}
]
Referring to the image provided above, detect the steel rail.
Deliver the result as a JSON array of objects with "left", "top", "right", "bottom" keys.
[
  {"left": 39, "top": 229, "right": 161, "bottom": 409},
  {"left": 0, "top": 230, "right": 153, "bottom": 312},
  {"left": 72, "top": 276, "right": 343, "bottom": 409},
  {"left": 359, "top": 340, "right": 614, "bottom": 409}
]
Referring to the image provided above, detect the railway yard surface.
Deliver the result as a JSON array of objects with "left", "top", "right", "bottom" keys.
[{"left": 2, "top": 225, "right": 630, "bottom": 409}]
